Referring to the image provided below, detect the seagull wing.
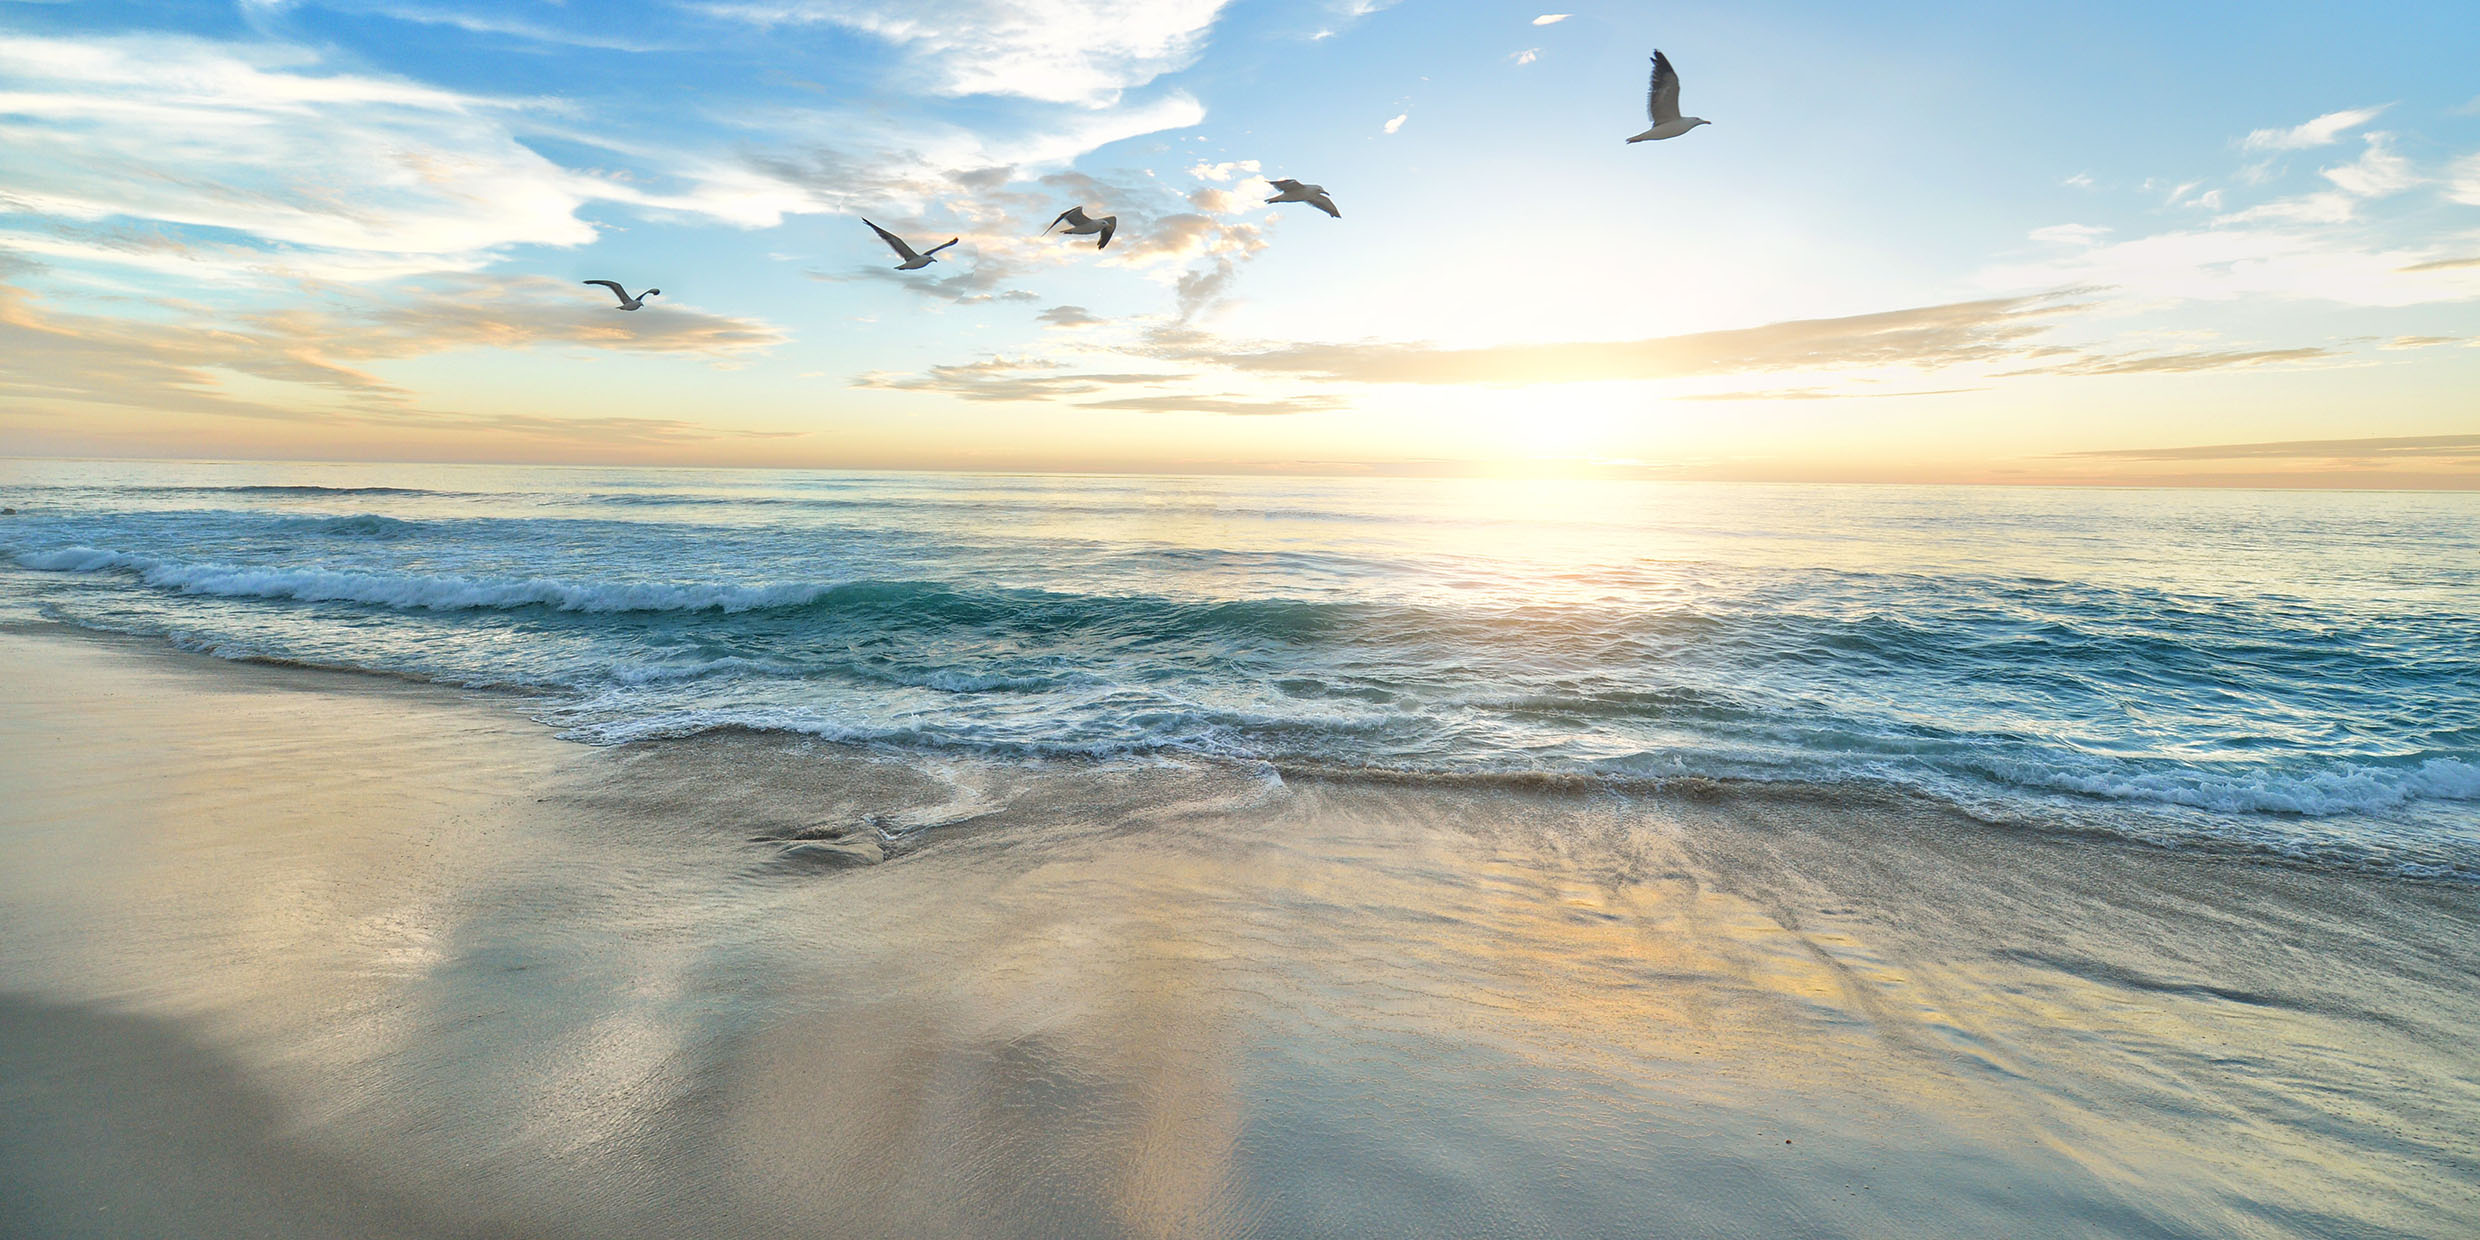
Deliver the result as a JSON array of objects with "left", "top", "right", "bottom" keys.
[
  {"left": 582, "top": 279, "right": 629, "bottom": 304},
  {"left": 864, "top": 219, "right": 920, "bottom": 262},
  {"left": 1045, "top": 206, "right": 1079, "bottom": 234},
  {"left": 1308, "top": 193, "right": 1340, "bottom": 219},
  {"left": 1095, "top": 217, "right": 1116, "bottom": 249},
  {"left": 923, "top": 237, "right": 960, "bottom": 257},
  {"left": 1648, "top": 51, "right": 1683, "bottom": 124},
  {"left": 1268, "top": 178, "right": 1303, "bottom": 192}
]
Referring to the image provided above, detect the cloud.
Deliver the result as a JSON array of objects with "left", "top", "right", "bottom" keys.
[
  {"left": 2381, "top": 335, "right": 2461, "bottom": 349},
  {"left": 1985, "top": 220, "right": 2480, "bottom": 307},
  {"left": 267, "top": 1, "right": 676, "bottom": 52},
  {"left": 2241, "top": 106, "right": 2388, "bottom": 151},
  {"left": 817, "top": 256, "right": 1043, "bottom": 304},
  {"left": 853, "top": 354, "right": 1338, "bottom": 414},
  {"left": 0, "top": 276, "right": 790, "bottom": 442},
  {"left": 2001, "top": 346, "right": 2333, "bottom": 376},
  {"left": 2396, "top": 255, "right": 2480, "bottom": 273},
  {"left": 2216, "top": 192, "right": 2358, "bottom": 226},
  {"left": 2450, "top": 153, "right": 2480, "bottom": 206},
  {"left": 1512, "top": 49, "right": 1540, "bottom": 66},
  {"left": 2029, "top": 223, "right": 2108, "bottom": 246},
  {"left": 2319, "top": 132, "right": 2419, "bottom": 198},
  {"left": 1383, "top": 113, "right": 1407, "bottom": 134},
  {"left": 0, "top": 33, "right": 611, "bottom": 278},
  {"left": 1152, "top": 296, "right": 2081, "bottom": 385},
  {"left": 1188, "top": 159, "right": 1261, "bottom": 182},
  {"left": 734, "top": 91, "right": 1207, "bottom": 223},
  {"left": 0, "top": 26, "right": 1215, "bottom": 291},
  {"left": 1075, "top": 393, "right": 1345, "bottom": 415},
  {"left": 1532, "top": 13, "right": 1569, "bottom": 24},
  {"left": 1680, "top": 387, "right": 1984, "bottom": 402},
  {"left": 852, "top": 358, "right": 1183, "bottom": 401},
  {"left": 2061, "top": 172, "right": 2095, "bottom": 190},
  {"left": 696, "top": 0, "right": 1234, "bottom": 105},
  {"left": 2058, "top": 434, "right": 2480, "bottom": 462},
  {"left": 1038, "top": 304, "right": 1103, "bottom": 327}
]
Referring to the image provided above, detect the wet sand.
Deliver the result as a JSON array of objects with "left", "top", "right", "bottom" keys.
[{"left": 3, "top": 624, "right": 2475, "bottom": 1238}]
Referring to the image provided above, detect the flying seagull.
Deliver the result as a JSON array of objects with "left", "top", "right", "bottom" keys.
[
  {"left": 583, "top": 280, "right": 659, "bottom": 310},
  {"left": 1627, "top": 50, "right": 1709, "bottom": 142},
  {"left": 1264, "top": 179, "right": 1340, "bottom": 218},
  {"left": 1044, "top": 205, "right": 1118, "bottom": 250},
  {"left": 864, "top": 218, "right": 959, "bottom": 270}
]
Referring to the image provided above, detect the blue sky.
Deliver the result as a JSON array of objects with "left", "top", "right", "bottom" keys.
[{"left": 3, "top": 0, "right": 2477, "bottom": 483}]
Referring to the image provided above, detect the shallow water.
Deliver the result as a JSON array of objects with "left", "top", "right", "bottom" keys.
[
  {"left": 4, "top": 630, "right": 2475, "bottom": 1239},
  {"left": 2, "top": 460, "right": 2475, "bottom": 877}
]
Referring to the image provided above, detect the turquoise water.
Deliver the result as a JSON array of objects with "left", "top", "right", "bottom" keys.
[{"left": 3, "top": 460, "right": 2475, "bottom": 878}]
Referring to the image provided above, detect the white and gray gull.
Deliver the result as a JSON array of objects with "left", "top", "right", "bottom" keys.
[
  {"left": 1263, "top": 179, "right": 1340, "bottom": 218},
  {"left": 1044, "top": 205, "right": 1118, "bottom": 250},
  {"left": 864, "top": 219, "right": 959, "bottom": 270},
  {"left": 582, "top": 280, "right": 659, "bottom": 310},
  {"left": 1626, "top": 50, "right": 1710, "bottom": 143}
]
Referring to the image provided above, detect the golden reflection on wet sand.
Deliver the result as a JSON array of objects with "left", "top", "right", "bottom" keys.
[{"left": 3, "top": 627, "right": 2476, "bottom": 1238}]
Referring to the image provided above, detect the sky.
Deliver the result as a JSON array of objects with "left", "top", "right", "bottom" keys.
[{"left": 2, "top": 0, "right": 2478, "bottom": 486}]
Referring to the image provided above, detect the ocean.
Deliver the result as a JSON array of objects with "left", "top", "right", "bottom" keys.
[{"left": 3, "top": 458, "right": 2475, "bottom": 880}]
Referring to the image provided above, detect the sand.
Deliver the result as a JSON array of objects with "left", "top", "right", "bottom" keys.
[{"left": 3, "top": 624, "right": 2476, "bottom": 1239}]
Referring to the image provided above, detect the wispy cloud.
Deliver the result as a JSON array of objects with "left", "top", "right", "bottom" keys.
[
  {"left": 852, "top": 358, "right": 1186, "bottom": 402},
  {"left": 1680, "top": 387, "right": 1984, "bottom": 402},
  {"left": 1985, "top": 216, "right": 2480, "bottom": 308},
  {"left": 1383, "top": 113, "right": 1407, "bottom": 134},
  {"left": 695, "top": 0, "right": 1233, "bottom": 105},
  {"left": 0, "top": 33, "right": 604, "bottom": 278},
  {"left": 0, "top": 276, "right": 790, "bottom": 443},
  {"left": 1531, "top": 13, "right": 1568, "bottom": 25},
  {"left": 2319, "top": 132, "right": 2420, "bottom": 198},
  {"left": 1037, "top": 304, "right": 1103, "bottom": 327},
  {"left": 2449, "top": 152, "right": 2480, "bottom": 206},
  {"left": 2241, "top": 106, "right": 2388, "bottom": 151},
  {"left": 2058, "top": 433, "right": 2480, "bottom": 462},
  {"left": 2001, "top": 346, "right": 2333, "bottom": 376},
  {"left": 1076, "top": 393, "right": 1345, "bottom": 415},
  {"left": 1149, "top": 296, "right": 2082, "bottom": 386}
]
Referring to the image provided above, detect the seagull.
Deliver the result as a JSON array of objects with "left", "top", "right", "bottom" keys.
[
  {"left": 864, "top": 219, "right": 959, "bottom": 270},
  {"left": 1044, "top": 205, "right": 1118, "bottom": 250},
  {"left": 1263, "top": 179, "right": 1340, "bottom": 218},
  {"left": 1627, "top": 50, "right": 1710, "bottom": 142},
  {"left": 582, "top": 280, "right": 659, "bottom": 310}
]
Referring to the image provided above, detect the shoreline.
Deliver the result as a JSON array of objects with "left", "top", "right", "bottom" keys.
[
  {"left": 5, "top": 622, "right": 2477, "bottom": 1237},
  {"left": 14, "top": 615, "right": 2467, "bottom": 888}
]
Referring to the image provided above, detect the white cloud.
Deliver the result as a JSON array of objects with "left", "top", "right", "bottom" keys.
[
  {"left": 2451, "top": 153, "right": 2480, "bottom": 206},
  {"left": 1383, "top": 113, "right": 1407, "bottom": 134},
  {"left": 2061, "top": 172, "right": 2094, "bottom": 189},
  {"left": 0, "top": 33, "right": 603, "bottom": 278},
  {"left": 2028, "top": 223, "right": 2108, "bottom": 246},
  {"left": 0, "top": 29, "right": 1208, "bottom": 287},
  {"left": 1532, "top": 13, "right": 1569, "bottom": 25},
  {"left": 1188, "top": 159, "right": 1261, "bottom": 182},
  {"left": 698, "top": 0, "right": 1234, "bottom": 106},
  {"left": 2241, "top": 106, "right": 2388, "bottom": 151},
  {"left": 1512, "top": 48, "right": 1540, "bottom": 66},
  {"left": 2217, "top": 192, "right": 2357, "bottom": 226},
  {"left": 2320, "top": 132, "right": 2419, "bottom": 198},
  {"left": 1984, "top": 223, "right": 2480, "bottom": 308}
]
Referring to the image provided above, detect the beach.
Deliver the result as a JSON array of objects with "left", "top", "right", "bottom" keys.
[{"left": 6, "top": 621, "right": 2475, "bottom": 1238}]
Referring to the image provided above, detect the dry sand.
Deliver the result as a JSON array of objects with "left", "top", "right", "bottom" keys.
[{"left": 3, "top": 625, "right": 2476, "bottom": 1238}]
